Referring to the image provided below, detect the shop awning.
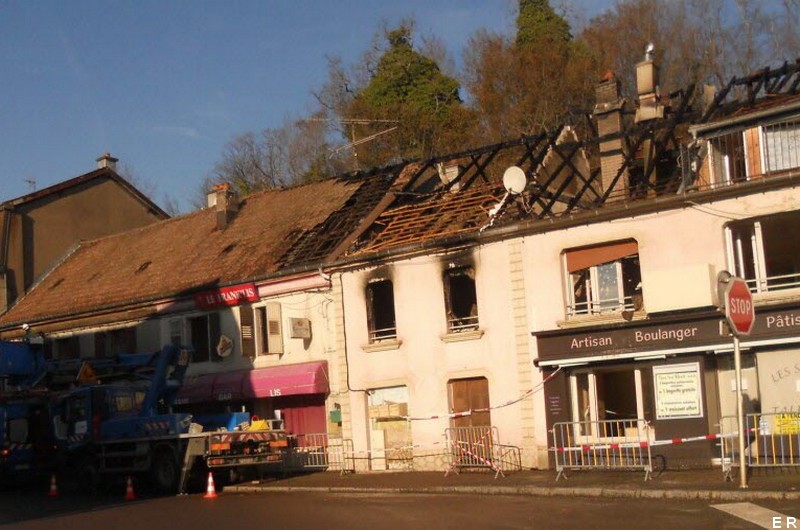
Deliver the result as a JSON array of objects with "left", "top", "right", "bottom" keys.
[
  {"left": 175, "top": 361, "right": 329, "bottom": 404},
  {"left": 245, "top": 361, "right": 328, "bottom": 398}
]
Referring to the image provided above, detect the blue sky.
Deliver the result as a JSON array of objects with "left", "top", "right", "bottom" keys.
[{"left": 0, "top": 1, "right": 613, "bottom": 212}]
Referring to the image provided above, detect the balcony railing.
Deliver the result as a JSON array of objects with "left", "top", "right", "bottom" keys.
[
  {"left": 446, "top": 314, "right": 479, "bottom": 333},
  {"left": 369, "top": 326, "right": 398, "bottom": 343},
  {"left": 745, "top": 272, "right": 800, "bottom": 294},
  {"left": 567, "top": 295, "right": 636, "bottom": 318}
]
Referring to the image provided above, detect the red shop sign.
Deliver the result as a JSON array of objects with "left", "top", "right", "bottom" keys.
[{"left": 194, "top": 283, "right": 258, "bottom": 310}]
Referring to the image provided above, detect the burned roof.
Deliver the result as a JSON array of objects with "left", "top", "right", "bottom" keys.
[
  {"left": 0, "top": 173, "right": 395, "bottom": 328},
  {"left": 341, "top": 57, "right": 800, "bottom": 260}
]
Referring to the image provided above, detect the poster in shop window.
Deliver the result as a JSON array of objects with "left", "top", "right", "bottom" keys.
[{"left": 653, "top": 363, "right": 703, "bottom": 420}]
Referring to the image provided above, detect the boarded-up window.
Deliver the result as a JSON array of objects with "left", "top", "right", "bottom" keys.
[{"left": 448, "top": 377, "right": 491, "bottom": 429}]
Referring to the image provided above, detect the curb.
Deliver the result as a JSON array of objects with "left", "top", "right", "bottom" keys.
[{"left": 226, "top": 484, "right": 800, "bottom": 502}]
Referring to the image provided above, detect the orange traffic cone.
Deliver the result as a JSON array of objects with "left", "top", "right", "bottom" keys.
[
  {"left": 203, "top": 472, "right": 217, "bottom": 499},
  {"left": 48, "top": 474, "right": 59, "bottom": 497},
  {"left": 124, "top": 476, "right": 136, "bottom": 501}
]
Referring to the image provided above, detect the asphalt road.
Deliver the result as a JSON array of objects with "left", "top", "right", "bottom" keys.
[{"left": 1, "top": 489, "right": 799, "bottom": 529}]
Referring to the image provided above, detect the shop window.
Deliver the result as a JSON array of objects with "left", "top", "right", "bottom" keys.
[
  {"left": 256, "top": 303, "right": 284, "bottom": 355},
  {"left": 763, "top": 119, "right": 800, "bottom": 173},
  {"left": 727, "top": 210, "right": 800, "bottom": 293},
  {"left": 367, "top": 386, "right": 411, "bottom": 470},
  {"left": 571, "top": 367, "right": 653, "bottom": 438},
  {"left": 565, "top": 240, "right": 642, "bottom": 317},
  {"left": 443, "top": 266, "right": 479, "bottom": 333},
  {"left": 366, "top": 279, "right": 397, "bottom": 342},
  {"left": 188, "top": 312, "right": 220, "bottom": 363}
]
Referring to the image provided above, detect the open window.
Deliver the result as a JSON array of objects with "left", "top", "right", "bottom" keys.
[
  {"left": 366, "top": 279, "right": 397, "bottom": 343},
  {"left": 727, "top": 210, "right": 800, "bottom": 293},
  {"left": 443, "top": 266, "right": 478, "bottom": 333},
  {"left": 188, "top": 312, "right": 220, "bottom": 363},
  {"left": 565, "top": 240, "right": 642, "bottom": 317}
]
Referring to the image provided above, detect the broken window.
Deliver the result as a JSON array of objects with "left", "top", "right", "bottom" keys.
[
  {"left": 366, "top": 279, "right": 397, "bottom": 342},
  {"left": 727, "top": 210, "right": 800, "bottom": 293},
  {"left": 443, "top": 266, "right": 478, "bottom": 333},
  {"left": 565, "top": 241, "right": 642, "bottom": 317}
]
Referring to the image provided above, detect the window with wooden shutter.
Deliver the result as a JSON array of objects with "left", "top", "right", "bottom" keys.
[
  {"left": 266, "top": 302, "right": 283, "bottom": 355},
  {"left": 240, "top": 304, "right": 255, "bottom": 358}
]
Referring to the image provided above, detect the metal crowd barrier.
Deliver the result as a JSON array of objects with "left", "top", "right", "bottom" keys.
[
  {"left": 720, "top": 412, "right": 800, "bottom": 480},
  {"left": 551, "top": 419, "right": 653, "bottom": 481},
  {"left": 282, "top": 433, "right": 355, "bottom": 475},
  {"left": 445, "top": 426, "right": 511, "bottom": 478}
]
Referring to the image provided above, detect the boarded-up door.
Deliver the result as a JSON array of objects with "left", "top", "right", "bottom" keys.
[{"left": 448, "top": 377, "right": 491, "bottom": 428}]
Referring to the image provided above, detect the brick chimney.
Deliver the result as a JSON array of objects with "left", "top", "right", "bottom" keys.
[
  {"left": 593, "top": 71, "right": 627, "bottom": 197},
  {"left": 634, "top": 44, "right": 664, "bottom": 123},
  {"left": 96, "top": 152, "right": 118, "bottom": 171},
  {"left": 208, "top": 183, "right": 239, "bottom": 230}
]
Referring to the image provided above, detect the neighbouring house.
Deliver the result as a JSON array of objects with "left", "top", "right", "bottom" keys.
[
  {"left": 0, "top": 169, "right": 405, "bottom": 441},
  {"left": 0, "top": 153, "right": 168, "bottom": 315}
]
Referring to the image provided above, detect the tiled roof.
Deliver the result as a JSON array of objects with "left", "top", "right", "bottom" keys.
[{"left": 0, "top": 175, "right": 384, "bottom": 327}]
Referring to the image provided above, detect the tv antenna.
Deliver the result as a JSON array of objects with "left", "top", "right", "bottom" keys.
[
  {"left": 24, "top": 179, "right": 37, "bottom": 192},
  {"left": 303, "top": 118, "right": 399, "bottom": 171}
]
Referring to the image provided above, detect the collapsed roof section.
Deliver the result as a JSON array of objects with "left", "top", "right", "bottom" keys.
[{"left": 339, "top": 57, "right": 800, "bottom": 262}]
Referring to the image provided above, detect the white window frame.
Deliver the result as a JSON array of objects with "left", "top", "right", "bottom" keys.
[
  {"left": 569, "top": 368, "right": 648, "bottom": 441},
  {"left": 568, "top": 261, "right": 628, "bottom": 316}
]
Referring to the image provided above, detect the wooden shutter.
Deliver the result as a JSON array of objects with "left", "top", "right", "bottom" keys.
[
  {"left": 266, "top": 302, "right": 283, "bottom": 355},
  {"left": 240, "top": 304, "right": 255, "bottom": 358}
]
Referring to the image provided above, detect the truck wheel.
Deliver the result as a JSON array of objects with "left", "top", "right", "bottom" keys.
[{"left": 149, "top": 449, "right": 179, "bottom": 494}]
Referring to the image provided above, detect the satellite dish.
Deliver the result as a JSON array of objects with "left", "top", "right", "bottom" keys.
[{"left": 502, "top": 166, "right": 527, "bottom": 195}]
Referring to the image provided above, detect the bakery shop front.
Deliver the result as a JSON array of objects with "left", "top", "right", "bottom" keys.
[{"left": 534, "top": 304, "right": 800, "bottom": 468}]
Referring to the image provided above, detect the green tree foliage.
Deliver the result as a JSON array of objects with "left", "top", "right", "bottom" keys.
[
  {"left": 344, "top": 24, "right": 475, "bottom": 168},
  {"left": 464, "top": 0, "right": 595, "bottom": 141},
  {"left": 516, "top": 0, "right": 571, "bottom": 48}
]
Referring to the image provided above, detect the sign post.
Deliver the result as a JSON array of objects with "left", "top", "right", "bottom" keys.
[{"left": 719, "top": 271, "right": 755, "bottom": 489}]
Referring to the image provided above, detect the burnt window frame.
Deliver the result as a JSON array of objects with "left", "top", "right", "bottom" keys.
[
  {"left": 442, "top": 266, "right": 479, "bottom": 333},
  {"left": 366, "top": 279, "right": 397, "bottom": 343}
]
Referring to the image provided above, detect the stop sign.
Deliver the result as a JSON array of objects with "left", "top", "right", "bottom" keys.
[{"left": 724, "top": 277, "right": 755, "bottom": 336}]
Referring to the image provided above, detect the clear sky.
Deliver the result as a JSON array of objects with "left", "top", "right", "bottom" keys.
[{"left": 0, "top": 1, "right": 612, "bottom": 213}]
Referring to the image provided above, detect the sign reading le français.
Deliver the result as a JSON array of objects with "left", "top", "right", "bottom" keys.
[{"left": 194, "top": 283, "right": 258, "bottom": 310}]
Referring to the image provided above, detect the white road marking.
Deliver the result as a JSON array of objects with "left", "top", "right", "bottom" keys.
[{"left": 712, "top": 502, "right": 795, "bottom": 529}]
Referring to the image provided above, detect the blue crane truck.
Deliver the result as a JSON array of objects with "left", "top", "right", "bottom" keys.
[{"left": 1, "top": 341, "right": 288, "bottom": 493}]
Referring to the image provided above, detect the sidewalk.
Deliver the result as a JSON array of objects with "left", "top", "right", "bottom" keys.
[{"left": 226, "top": 468, "right": 800, "bottom": 501}]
